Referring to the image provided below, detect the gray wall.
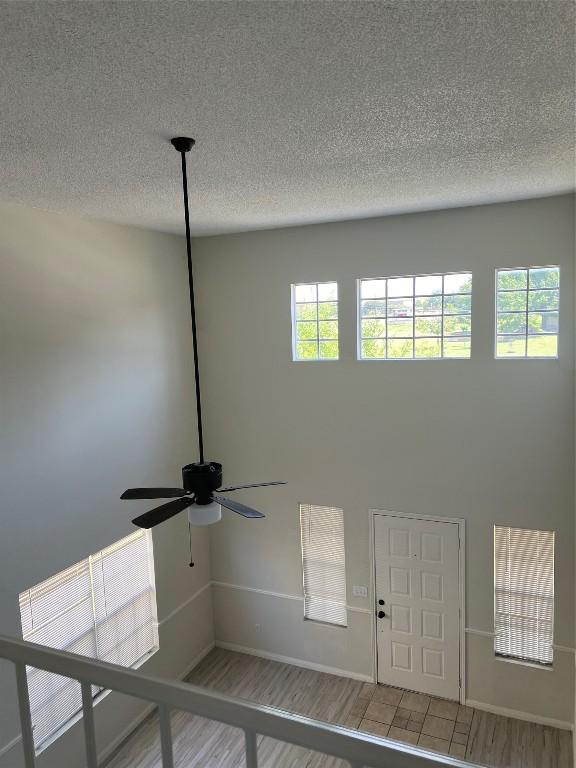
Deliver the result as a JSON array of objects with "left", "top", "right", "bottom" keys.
[
  {"left": 194, "top": 195, "right": 575, "bottom": 724},
  {"left": 0, "top": 203, "right": 213, "bottom": 768}
]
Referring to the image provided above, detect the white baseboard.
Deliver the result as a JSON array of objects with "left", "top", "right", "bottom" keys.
[
  {"left": 179, "top": 640, "right": 216, "bottom": 682},
  {"left": 215, "top": 640, "right": 373, "bottom": 683},
  {"left": 98, "top": 640, "right": 215, "bottom": 766},
  {"left": 98, "top": 703, "right": 155, "bottom": 765},
  {"left": 465, "top": 698, "right": 573, "bottom": 732}
]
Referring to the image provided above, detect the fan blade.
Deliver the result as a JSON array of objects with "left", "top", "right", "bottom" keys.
[
  {"left": 214, "top": 495, "right": 265, "bottom": 519},
  {"left": 217, "top": 481, "right": 286, "bottom": 493},
  {"left": 121, "top": 488, "right": 188, "bottom": 500},
  {"left": 132, "top": 497, "right": 195, "bottom": 529}
]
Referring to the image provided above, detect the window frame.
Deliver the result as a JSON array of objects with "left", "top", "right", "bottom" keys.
[
  {"left": 291, "top": 281, "right": 339, "bottom": 362},
  {"left": 494, "top": 265, "right": 560, "bottom": 360},
  {"left": 18, "top": 530, "right": 159, "bottom": 754},
  {"left": 357, "top": 271, "right": 473, "bottom": 361},
  {"left": 299, "top": 503, "right": 347, "bottom": 627}
]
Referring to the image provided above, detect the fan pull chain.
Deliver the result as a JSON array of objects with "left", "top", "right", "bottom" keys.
[{"left": 188, "top": 521, "right": 195, "bottom": 568}]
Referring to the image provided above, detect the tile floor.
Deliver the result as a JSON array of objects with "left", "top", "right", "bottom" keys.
[{"left": 345, "top": 682, "right": 473, "bottom": 759}]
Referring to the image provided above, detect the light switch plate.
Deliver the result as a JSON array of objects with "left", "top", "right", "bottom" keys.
[{"left": 352, "top": 585, "right": 368, "bottom": 598}]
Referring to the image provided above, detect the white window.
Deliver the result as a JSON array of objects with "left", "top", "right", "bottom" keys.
[
  {"left": 291, "top": 282, "right": 338, "bottom": 360},
  {"left": 299, "top": 503, "right": 346, "bottom": 626},
  {"left": 19, "top": 530, "right": 158, "bottom": 753},
  {"left": 358, "top": 272, "right": 472, "bottom": 359},
  {"left": 494, "top": 526, "right": 554, "bottom": 666},
  {"left": 496, "top": 266, "right": 559, "bottom": 358}
]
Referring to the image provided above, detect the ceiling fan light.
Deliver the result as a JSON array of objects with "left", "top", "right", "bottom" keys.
[{"left": 188, "top": 501, "right": 222, "bottom": 527}]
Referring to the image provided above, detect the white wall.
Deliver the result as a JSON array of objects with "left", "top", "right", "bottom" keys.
[
  {"left": 194, "top": 195, "right": 575, "bottom": 724},
  {"left": 0, "top": 203, "right": 213, "bottom": 768}
]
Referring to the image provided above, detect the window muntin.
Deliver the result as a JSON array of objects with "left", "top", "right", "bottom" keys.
[
  {"left": 495, "top": 266, "right": 559, "bottom": 358},
  {"left": 300, "top": 504, "right": 347, "bottom": 626},
  {"left": 358, "top": 272, "right": 472, "bottom": 359},
  {"left": 292, "top": 282, "right": 338, "bottom": 360},
  {"left": 494, "top": 526, "right": 554, "bottom": 666},
  {"left": 19, "top": 530, "right": 158, "bottom": 752}
]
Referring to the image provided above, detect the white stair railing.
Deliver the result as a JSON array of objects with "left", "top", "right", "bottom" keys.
[{"left": 0, "top": 634, "right": 477, "bottom": 768}]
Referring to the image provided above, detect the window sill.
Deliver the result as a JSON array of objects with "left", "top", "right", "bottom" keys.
[
  {"left": 357, "top": 357, "right": 471, "bottom": 362},
  {"left": 303, "top": 617, "right": 348, "bottom": 629},
  {"left": 494, "top": 654, "right": 553, "bottom": 672}
]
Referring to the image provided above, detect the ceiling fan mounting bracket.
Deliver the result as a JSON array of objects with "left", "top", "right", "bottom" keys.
[{"left": 170, "top": 136, "right": 195, "bottom": 153}]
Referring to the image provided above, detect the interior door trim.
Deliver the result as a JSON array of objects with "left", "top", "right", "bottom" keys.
[{"left": 368, "top": 509, "right": 467, "bottom": 705}]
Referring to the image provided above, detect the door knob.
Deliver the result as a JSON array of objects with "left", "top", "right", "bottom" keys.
[
  {"left": 377, "top": 610, "right": 386, "bottom": 619},
  {"left": 378, "top": 599, "right": 385, "bottom": 605}
]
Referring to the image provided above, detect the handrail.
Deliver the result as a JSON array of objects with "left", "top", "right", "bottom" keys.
[{"left": 0, "top": 634, "right": 479, "bottom": 768}]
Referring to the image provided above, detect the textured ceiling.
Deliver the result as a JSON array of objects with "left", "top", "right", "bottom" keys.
[{"left": 0, "top": 1, "right": 574, "bottom": 235}]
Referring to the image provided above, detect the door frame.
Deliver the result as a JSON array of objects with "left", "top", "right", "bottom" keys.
[{"left": 368, "top": 509, "right": 467, "bottom": 705}]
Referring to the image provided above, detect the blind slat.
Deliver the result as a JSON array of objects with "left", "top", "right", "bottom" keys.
[
  {"left": 300, "top": 504, "right": 347, "bottom": 626},
  {"left": 19, "top": 530, "right": 158, "bottom": 752},
  {"left": 494, "top": 526, "right": 554, "bottom": 665}
]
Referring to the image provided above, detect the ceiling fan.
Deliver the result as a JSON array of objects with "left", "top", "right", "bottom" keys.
[{"left": 121, "top": 137, "right": 284, "bottom": 536}]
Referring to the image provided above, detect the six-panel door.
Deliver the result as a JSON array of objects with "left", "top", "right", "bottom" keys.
[{"left": 374, "top": 514, "right": 461, "bottom": 700}]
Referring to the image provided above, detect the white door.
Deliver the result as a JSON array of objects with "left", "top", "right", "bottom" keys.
[{"left": 374, "top": 513, "right": 461, "bottom": 700}]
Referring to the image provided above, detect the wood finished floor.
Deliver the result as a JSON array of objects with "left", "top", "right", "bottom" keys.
[{"left": 104, "top": 648, "right": 572, "bottom": 768}]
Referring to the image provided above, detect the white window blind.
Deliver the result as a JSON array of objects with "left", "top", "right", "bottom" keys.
[
  {"left": 300, "top": 504, "right": 347, "bottom": 626},
  {"left": 494, "top": 526, "right": 554, "bottom": 666},
  {"left": 19, "top": 530, "right": 158, "bottom": 752}
]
